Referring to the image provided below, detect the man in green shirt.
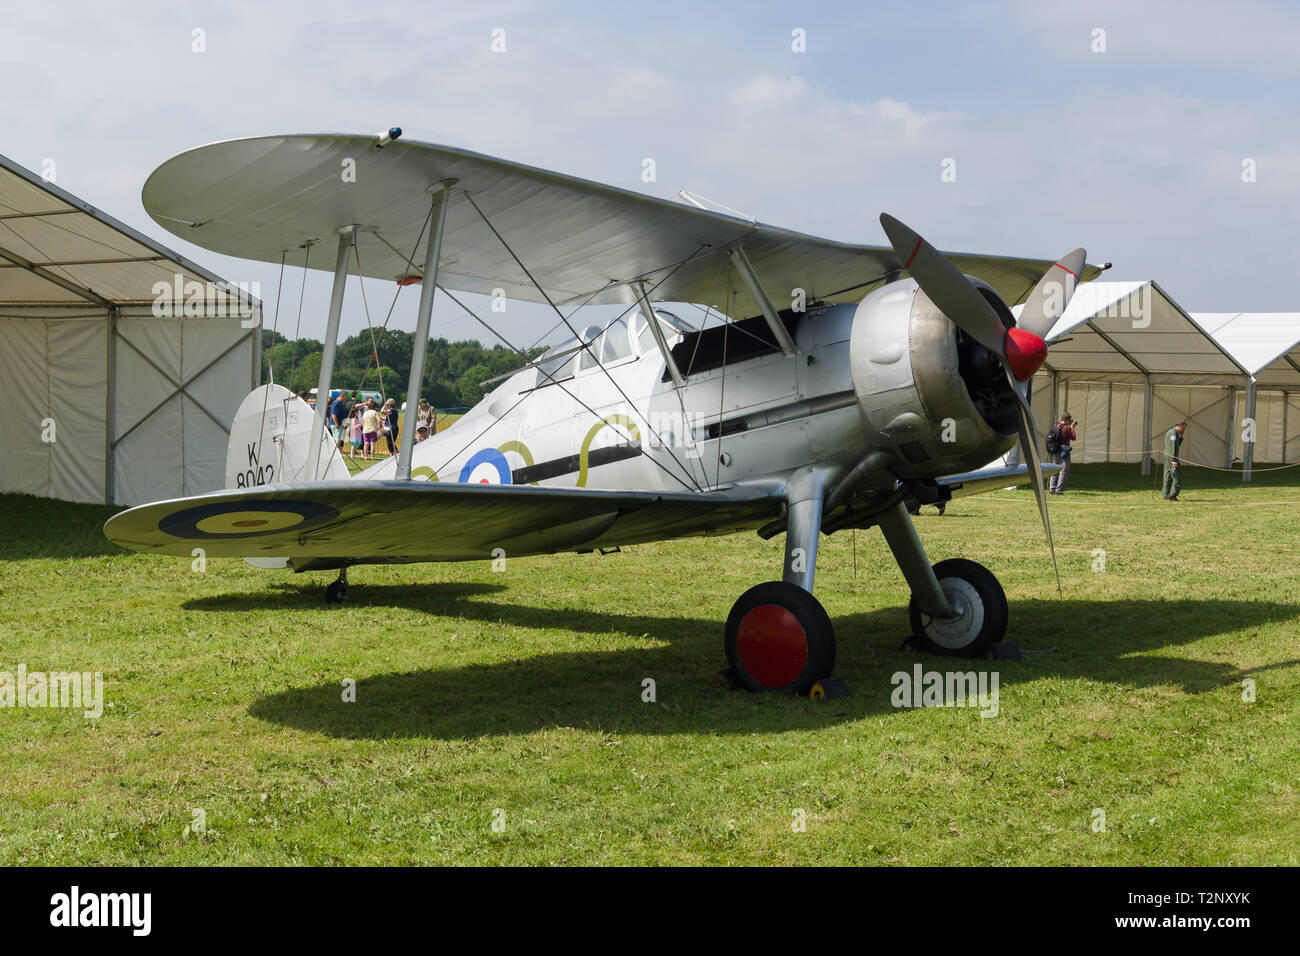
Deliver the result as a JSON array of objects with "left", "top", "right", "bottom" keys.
[{"left": 1162, "top": 420, "right": 1188, "bottom": 500}]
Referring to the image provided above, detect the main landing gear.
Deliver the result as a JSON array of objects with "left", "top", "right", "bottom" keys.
[
  {"left": 718, "top": 486, "right": 1011, "bottom": 693},
  {"left": 908, "top": 558, "right": 1007, "bottom": 657},
  {"left": 721, "top": 467, "right": 839, "bottom": 696},
  {"left": 724, "top": 581, "right": 835, "bottom": 695}
]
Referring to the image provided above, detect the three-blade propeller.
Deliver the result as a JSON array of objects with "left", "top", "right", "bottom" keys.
[{"left": 880, "top": 213, "right": 1086, "bottom": 595}]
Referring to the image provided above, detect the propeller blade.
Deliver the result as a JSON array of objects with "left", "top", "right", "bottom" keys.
[
  {"left": 879, "top": 213, "right": 1009, "bottom": 357},
  {"left": 1017, "top": 248, "right": 1086, "bottom": 339},
  {"left": 1008, "top": 369, "right": 1061, "bottom": 595}
]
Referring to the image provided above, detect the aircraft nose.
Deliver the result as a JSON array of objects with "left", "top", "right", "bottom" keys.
[{"left": 1005, "top": 327, "right": 1047, "bottom": 381}]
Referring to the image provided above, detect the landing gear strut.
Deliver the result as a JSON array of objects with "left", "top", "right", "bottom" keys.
[
  {"left": 324, "top": 567, "right": 349, "bottom": 604},
  {"left": 879, "top": 501, "right": 1008, "bottom": 656},
  {"left": 722, "top": 466, "right": 838, "bottom": 695}
]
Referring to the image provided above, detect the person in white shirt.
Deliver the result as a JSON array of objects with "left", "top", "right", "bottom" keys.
[{"left": 361, "top": 398, "right": 381, "bottom": 460}]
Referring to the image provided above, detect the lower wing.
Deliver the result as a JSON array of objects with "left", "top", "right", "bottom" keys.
[
  {"left": 937, "top": 460, "right": 1060, "bottom": 500},
  {"left": 104, "top": 480, "right": 785, "bottom": 564}
]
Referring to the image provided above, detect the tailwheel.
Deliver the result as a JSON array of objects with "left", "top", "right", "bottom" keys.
[
  {"left": 908, "top": 558, "right": 1007, "bottom": 657},
  {"left": 724, "top": 581, "right": 835, "bottom": 695},
  {"left": 324, "top": 568, "right": 349, "bottom": 604}
]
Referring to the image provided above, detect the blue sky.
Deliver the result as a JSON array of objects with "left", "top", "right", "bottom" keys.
[{"left": 3, "top": 0, "right": 1298, "bottom": 349}]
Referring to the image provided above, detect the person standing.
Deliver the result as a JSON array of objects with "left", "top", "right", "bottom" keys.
[
  {"left": 381, "top": 398, "right": 399, "bottom": 457},
  {"left": 1047, "top": 413, "right": 1077, "bottom": 495},
  {"left": 329, "top": 390, "right": 348, "bottom": 449},
  {"left": 416, "top": 398, "right": 436, "bottom": 434},
  {"left": 1163, "top": 420, "right": 1188, "bottom": 500},
  {"left": 349, "top": 406, "right": 363, "bottom": 459},
  {"left": 361, "top": 397, "right": 381, "bottom": 460}
]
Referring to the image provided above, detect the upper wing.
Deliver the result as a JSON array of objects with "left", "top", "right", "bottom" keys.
[
  {"left": 104, "top": 480, "right": 784, "bottom": 563},
  {"left": 142, "top": 134, "right": 1104, "bottom": 319}
]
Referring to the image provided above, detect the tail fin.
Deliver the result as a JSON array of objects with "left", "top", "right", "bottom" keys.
[
  {"left": 226, "top": 384, "right": 349, "bottom": 488},
  {"left": 226, "top": 384, "right": 348, "bottom": 571}
]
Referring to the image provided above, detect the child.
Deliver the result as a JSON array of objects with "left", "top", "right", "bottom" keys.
[{"left": 349, "top": 407, "right": 363, "bottom": 459}]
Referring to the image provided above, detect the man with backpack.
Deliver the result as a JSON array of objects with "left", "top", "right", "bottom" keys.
[{"left": 1045, "top": 413, "right": 1077, "bottom": 495}]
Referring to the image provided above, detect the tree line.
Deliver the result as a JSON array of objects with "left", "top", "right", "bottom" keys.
[{"left": 260, "top": 329, "right": 545, "bottom": 408}]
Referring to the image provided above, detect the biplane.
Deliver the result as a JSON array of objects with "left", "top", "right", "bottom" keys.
[{"left": 105, "top": 130, "right": 1101, "bottom": 695}]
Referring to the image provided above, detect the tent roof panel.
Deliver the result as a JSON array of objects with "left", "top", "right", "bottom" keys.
[
  {"left": 1189, "top": 311, "right": 1300, "bottom": 378},
  {"left": 0, "top": 153, "right": 260, "bottom": 315},
  {"left": 0, "top": 172, "right": 77, "bottom": 218},
  {"left": 1033, "top": 281, "right": 1246, "bottom": 378}
]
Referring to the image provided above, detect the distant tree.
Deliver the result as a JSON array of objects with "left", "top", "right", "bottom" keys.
[
  {"left": 262, "top": 331, "right": 548, "bottom": 410},
  {"left": 287, "top": 351, "right": 323, "bottom": 394},
  {"left": 425, "top": 381, "right": 457, "bottom": 408},
  {"left": 456, "top": 364, "right": 494, "bottom": 407}
]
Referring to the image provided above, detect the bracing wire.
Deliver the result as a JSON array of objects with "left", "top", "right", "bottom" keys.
[
  {"left": 286, "top": 242, "right": 313, "bottom": 393},
  {"left": 429, "top": 254, "right": 709, "bottom": 494},
  {"left": 251, "top": 250, "right": 290, "bottom": 471},
  {"left": 351, "top": 242, "right": 386, "bottom": 400},
  {"left": 461, "top": 189, "right": 709, "bottom": 492}
]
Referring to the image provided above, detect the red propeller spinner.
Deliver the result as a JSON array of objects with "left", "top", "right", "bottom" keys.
[{"left": 1004, "top": 326, "right": 1049, "bottom": 381}]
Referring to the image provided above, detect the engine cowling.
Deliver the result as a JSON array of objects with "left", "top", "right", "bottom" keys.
[{"left": 849, "top": 277, "right": 1021, "bottom": 479}]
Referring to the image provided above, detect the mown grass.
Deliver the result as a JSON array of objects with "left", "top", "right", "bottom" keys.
[{"left": 0, "top": 462, "right": 1297, "bottom": 865}]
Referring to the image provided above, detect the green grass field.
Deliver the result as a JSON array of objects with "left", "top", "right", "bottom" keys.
[{"left": 1, "top": 462, "right": 1297, "bottom": 865}]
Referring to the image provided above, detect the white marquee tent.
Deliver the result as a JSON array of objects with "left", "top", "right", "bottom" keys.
[
  {"left": 1020, "top": 281, "right": 1300, "bottom": 479},
  {"left": 0, "top": 153, "right": 260, "bottom": 506}
]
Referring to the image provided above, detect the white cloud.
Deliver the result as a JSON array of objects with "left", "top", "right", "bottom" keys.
[
  {"left": 728, "top": 74, "right": 810, "bottom": 109},
  {"left": 1012, "top": 0, "right": 1300, "bottom": 72},
  {"left": 3, "top": 0, "right": 1300, "bottom": 341}
]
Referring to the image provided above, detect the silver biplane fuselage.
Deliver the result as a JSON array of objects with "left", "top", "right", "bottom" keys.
[{"left": 362, "top": 284, "right": 1018, "bottom": 519}]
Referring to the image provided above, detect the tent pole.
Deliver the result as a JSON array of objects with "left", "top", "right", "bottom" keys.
[
  {"left": 1105, "top": 383, "right": 1113, "bottom": 463},
  {"left": 1141, "top": 375, "right": 1153, "bottom": 476},
  {"left": 1225, "top": 385, "right": 1237, "bottom": 468},
  {"left": 1227, "top": 382, "right": 1237, "bottom": 468},
  {"left": 1243, "top": 378, "right": 1257, "bottom": 482},
  {"left": 254, "top": 304, "right": 263, "bottom": 387},
  {"left": 396, "top": 183, "right": 452, "bottom": 481},
  {"left": 105, "top": 307, "right": 118, "bottom": 504},
  {"left": 308, "top": 226, "right": 356, "bottom": 480},
  {"left": 1050, "top": 372, "right": 1058, "bottom": 432},
  {"left": 1284, "top": 391, "right": 1290, "bottom": 464}
]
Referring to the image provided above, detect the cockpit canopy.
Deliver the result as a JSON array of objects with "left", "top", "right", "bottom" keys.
[{"left": 535, "top": 309, "right": 694, "bottom": 381}]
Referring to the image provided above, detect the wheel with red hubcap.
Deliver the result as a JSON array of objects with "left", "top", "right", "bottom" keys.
[{"left": 724, "top": 581, "right": 835, "bottom": 694}]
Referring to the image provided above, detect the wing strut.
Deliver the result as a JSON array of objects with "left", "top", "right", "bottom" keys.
[
  {"left": 395, "top": 180, "right": 454, "bottom": 480},
  {"left": 728, "top": 246, "right": 797, "bottom": 357},
  {"left": 633, "top": 280, "right": 685, "bottom": 388},
  {"left": 307, "top": 226, "right": 356, "bottom": 480}
]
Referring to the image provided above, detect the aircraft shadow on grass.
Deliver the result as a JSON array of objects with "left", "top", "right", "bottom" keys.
[{"left": 226, "top": 586, "right": 1300, "bottom": 739}]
